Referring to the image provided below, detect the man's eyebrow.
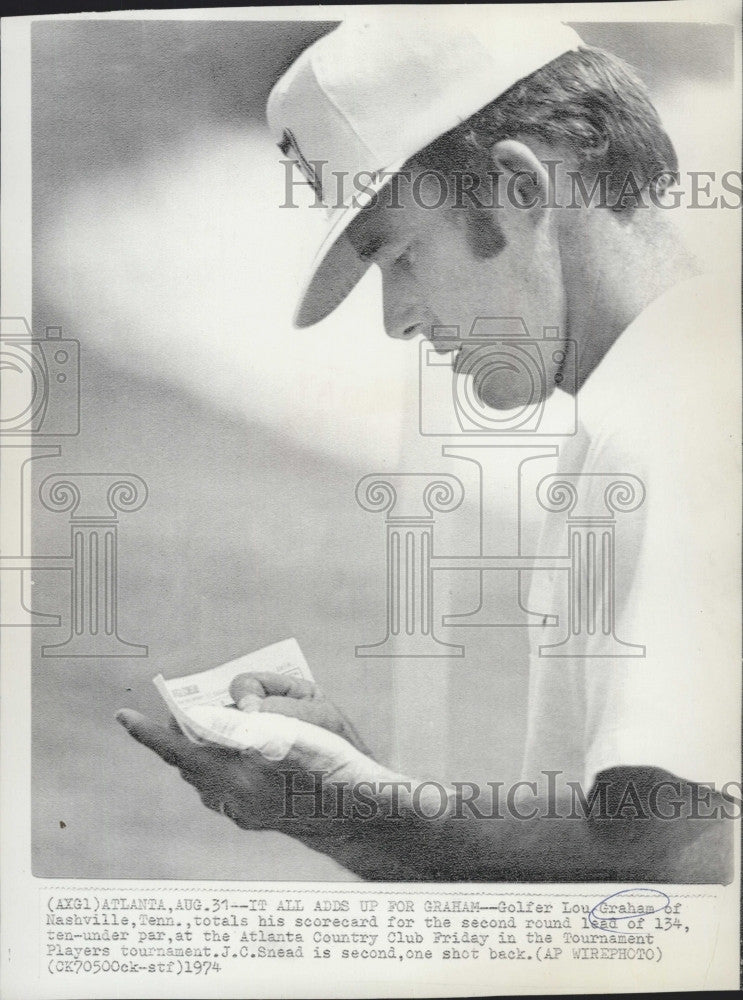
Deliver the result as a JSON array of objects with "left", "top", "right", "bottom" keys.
[
  {"left": 354, "top": 233, "right": 387, "bottom": 262},
  {"left": 346, "top": 211, "right": 393, "bottom": 262}
]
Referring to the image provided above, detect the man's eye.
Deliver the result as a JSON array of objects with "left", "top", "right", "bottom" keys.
[{"left": 395, "top": 247, "right": 414, "bottom": 268}]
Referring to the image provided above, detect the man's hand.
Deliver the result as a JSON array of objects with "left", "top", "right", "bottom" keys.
[
  {"left": 117, "top": 693, "right": 735, "bottom": 882},
  {"left": 228, "top": 671, "right": 373, "bottom": 757},
  {"left": 115, "top": 690, "right": 379, "bottom": 845}
]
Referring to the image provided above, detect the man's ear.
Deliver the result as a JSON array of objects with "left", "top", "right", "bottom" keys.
[{"left": 489, "top": 139, "right": 551, "bottom": 220}]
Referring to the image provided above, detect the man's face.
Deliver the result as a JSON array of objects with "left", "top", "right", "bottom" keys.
[{"left": 346, "top": 167, "right": 569, "bottom": 409}]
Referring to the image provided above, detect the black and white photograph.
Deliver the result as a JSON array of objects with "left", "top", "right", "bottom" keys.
[{"left": 1, "top": 3, "right": 741, "bottom": 996}]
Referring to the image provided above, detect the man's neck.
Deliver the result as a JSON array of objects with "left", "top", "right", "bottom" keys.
[{"left": 560, "top": 210, "right": 701, "bottom": 391}]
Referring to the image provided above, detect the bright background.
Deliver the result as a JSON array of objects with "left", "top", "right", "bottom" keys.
[{"left": 29, "top": 16, "right": 737, "bottom": 878}]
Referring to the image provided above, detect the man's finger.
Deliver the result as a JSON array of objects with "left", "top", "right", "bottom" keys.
[
  {"left": 229, "top": 671, "right": 316, "bottom": 709},
  {"left": 116, "top": 709, "right": 204, "bottom": 770},
  {"left": 258, "top": 695, "right": 322, "bottom": 723},
  {"left": 228, "top": 676, "right": 266, "bottom": 712}
]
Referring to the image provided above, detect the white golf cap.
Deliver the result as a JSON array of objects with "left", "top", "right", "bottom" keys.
[{"left": 267, "top": 16, "right": 582, "bottom": 328}]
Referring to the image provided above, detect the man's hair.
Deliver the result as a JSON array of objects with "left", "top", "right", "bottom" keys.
[{"left": 407, "top": 46, "right": 678, "bottom": 256}]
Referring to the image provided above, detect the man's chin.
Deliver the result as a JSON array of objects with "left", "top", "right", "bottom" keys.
[{"left": 473, "top": 373, "right": 539, "bottom": 411}]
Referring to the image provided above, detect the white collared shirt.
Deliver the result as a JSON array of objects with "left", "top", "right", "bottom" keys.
[{"left": 522, "top": 273, "right": 740, "bottom": 793}]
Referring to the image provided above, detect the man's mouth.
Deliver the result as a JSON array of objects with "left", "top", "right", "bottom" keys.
[
  {"left": 427, "top": 337, "right": 464, "bottom": 367},
  {"left": 451, "top": 345, "right": 468, "bottom": 372},
  {"left": 433, "top": 343, "right": 458, "bottom": 356}
]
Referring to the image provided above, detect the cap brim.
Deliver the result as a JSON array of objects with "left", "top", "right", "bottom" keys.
[{"left": 293, "top": 161, "right": 406, "bottom": 328}]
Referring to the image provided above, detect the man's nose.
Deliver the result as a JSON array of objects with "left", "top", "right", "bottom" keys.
[
  {"left": 382, "top": 274, "right": 423, "bottom": 341},
  {"left": 386, "top": 319, "right": 422, "bottom": 341}
]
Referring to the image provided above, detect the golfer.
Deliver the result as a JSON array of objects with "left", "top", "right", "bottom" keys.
[{"left": 118, "top": 17, "right": 737, "bottom": 881}]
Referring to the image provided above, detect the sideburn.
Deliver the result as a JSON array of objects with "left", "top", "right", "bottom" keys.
[{"left": 465, "top": 207, "right": 507, "bottom": 258}]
